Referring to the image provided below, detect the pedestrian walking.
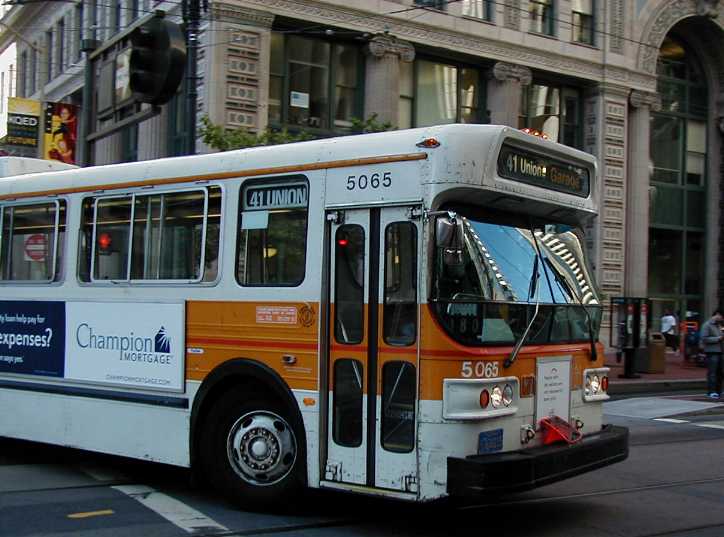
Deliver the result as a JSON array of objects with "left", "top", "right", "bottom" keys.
[
  {"left": 700, "top": 308, "right": 724, "bottom": 399},
  {"left": 661, "top": 310, "right": 678, "bottom": 352}
]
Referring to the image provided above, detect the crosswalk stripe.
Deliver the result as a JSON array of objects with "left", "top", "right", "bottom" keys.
[
  {"left": 693, "top": 423, "right": 724, "bottom": 430},
  {"left": 113, "top": 485, "right": 229, "bottom": 534}
]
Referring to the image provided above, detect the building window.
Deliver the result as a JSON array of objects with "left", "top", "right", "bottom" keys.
[
  {"left": 45, "top": 30, "right": 53, "bottom": 82},
  {"left": 130, "top": 0, "right": 139, "bottom": 21},
  {"left": 75, "top": 3, "right": 84, "bottom": 62},
  {"left": 19, "top": 50, "right": 27, "bottom": 97},
  {"left": 462, "top": 0, "right": 494, "bottom": 21},
  {"left": 269, "top": 33, "right": 362, "bottom": 132},
  {"left": 530, "top": 0, "right": 555, "bottom": 36},
  {"left": 401, "top": 58, "right": 484, "bottom": 128},
  {"left": 29, "top": 47, "right": 37, "bottom": 95},
  {"left": 57, "top": 18, "right": 65, "bottom": 74},
  {"left": 167, "top": 89, "right": 187, "bottom": 157},
  {"left": 519, "top": 83, "right": 582, "bottom": 148},
  {"left": 112, "top": 0, "right": 121, "bottom": 34},
  {"left": 572, "top": 0, "right": 594, "bottom": 45},
  {"left": 649, "top": 36, "right": 708, "bottom": 320},
  {"left": 414, "top": 0, "right": 447, "bottom": 9}
]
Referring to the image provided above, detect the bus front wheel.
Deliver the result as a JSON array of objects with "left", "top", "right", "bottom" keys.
[{"left": 201, "top": 390, "right": 304, "bottom": 507}]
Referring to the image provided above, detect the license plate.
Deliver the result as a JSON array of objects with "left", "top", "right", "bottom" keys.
[{"left": 478, "top": 429, "right": 503, "bottom": 454}]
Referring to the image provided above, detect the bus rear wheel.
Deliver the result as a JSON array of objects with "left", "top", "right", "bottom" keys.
[{"left": 200, "top": 390, "right": 304, "bottom": 508}]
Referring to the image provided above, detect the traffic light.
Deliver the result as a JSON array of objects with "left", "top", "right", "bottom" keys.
[{"left": 129, "top": 14, "right": 186, "bottom": 105}]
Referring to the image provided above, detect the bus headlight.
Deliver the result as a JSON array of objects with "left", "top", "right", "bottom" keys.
[
  {"left": 503, "top": 384, "right": 514, "bottom": 407},
  {"left": 491, "top": 385, "right": 503, "bottom": 408},
  {"left": 583, "top": 368, "right": 610, "bottom": 402}
]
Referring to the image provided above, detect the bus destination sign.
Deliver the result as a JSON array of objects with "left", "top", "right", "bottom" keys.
[
  {"left": 497, "top": 143, "right": 590, "bottom": 198},
  {"left": 244, "top": 182, "right": 308, "bottom": 211}
]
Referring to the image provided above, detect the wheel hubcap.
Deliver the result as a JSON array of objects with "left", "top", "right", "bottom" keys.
[{"left": 226, "top": 410, "right": 297, "bottom": 486}]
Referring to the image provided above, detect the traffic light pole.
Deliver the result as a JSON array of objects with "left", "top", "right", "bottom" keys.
[{"left": 185, "top": 0, "right": 200, "bottom": 155}]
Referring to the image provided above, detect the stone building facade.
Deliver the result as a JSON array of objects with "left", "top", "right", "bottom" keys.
[{"left": 1, "top": 0, "right": 723, "bottom": 325}]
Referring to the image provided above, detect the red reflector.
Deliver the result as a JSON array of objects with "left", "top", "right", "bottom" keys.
[
  {"left": 416, "top": 137, "right": 440, "bottom": 148},
  {"left": 601, "top": 376, "right": 609, "bottom": 392},
  {"left": 98, "top": 233, "right": 112, "bottom": 250},
  {"left": 539, "top": 416, "right": 582, "bottom": 445},
  {"left": 479, "top": 389, "right": 490, "bottom": 409}
]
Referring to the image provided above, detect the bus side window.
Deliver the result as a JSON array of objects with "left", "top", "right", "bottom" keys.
[
  {"left": 78, "top": 198, "right": 94, "bottom": 282},
  {"left": 334, "top": 225, "right": 365, "bottom": 345},
  {"left": 333, "top": 358, "right": 363, "bottom": 447},
  {"left": 237, "top": 181, "right": 308, "bottom": 286},
  {"left": 0, "top": 201, "right": 65, "bottom": 282},
  {"left": 383, "top": 222, "right": 417, "bottom": 346},
  {"left": 79, "top": 187, "right": 221, "bottom": 283},
  {"left": 381, "top": 361, "right": 416, "bottom": 453}
]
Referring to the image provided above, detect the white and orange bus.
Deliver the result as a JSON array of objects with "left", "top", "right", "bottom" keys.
[{"left": 0, "top": 124, "right": 627, "bottom": 506}]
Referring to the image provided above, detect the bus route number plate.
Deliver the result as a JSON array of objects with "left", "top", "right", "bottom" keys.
[{"left": 478, "top": 429, "right": 503, "bottom": 454}]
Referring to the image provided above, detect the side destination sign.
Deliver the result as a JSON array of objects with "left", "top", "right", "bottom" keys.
[
  {"left": 497, "top": 142, "right": 590, "bottom": 198},
  {"left": 244, "top": 182, "right": 308, "bottom": 210}
]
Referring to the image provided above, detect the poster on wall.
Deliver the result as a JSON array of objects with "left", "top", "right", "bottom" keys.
[
  {"left": 6, "top": 97, "right": 42, "bottom": 149},
  {"left": 65, "top": 302, "right": 185, "bottom": 391},
  {"left": 43, "top": 102, "right": 78, "bottom": 165},
  {"left": 0, "top": 300, "right": 65, "bottom": 377}
]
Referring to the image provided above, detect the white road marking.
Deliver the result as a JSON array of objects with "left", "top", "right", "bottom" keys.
[
  {"left": 653, "top": 418, "right": 690, "bottom": 424},
  {"left": 693, "top": 423, "right": 724, "bottom": 431},
  {"left": 113, "top": 485, "right": 229, "bottom": 534}
]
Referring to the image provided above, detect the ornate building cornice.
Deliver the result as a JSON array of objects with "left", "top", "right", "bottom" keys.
[
  {"left": 490, "top": 61, "right": 532, "bottom": 85},
  {"left": 629, "top": 90, "right": 662, "bottom": 111},
  {"left": 211, "top": 3, "right": 275, "bottom": 27},
  {"left": 242, "top": 0, "right": 657, "bottom": 90},
  {"left": 366, "top": 34, "right": 415, "bottom": 62}
]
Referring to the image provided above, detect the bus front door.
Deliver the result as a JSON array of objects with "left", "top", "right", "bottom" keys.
[{"left": 324, "top": 206, "right": 420, "bottom": 494}]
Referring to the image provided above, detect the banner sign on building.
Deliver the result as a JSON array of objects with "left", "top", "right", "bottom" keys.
[
  {"left": 0, "top": 300, "right": 65, "bottom": 377},
  {"left": 65, "top": 302, "right": 185, "bottom": 391},
  {"left": 6, "top": 97, "right": 41, "bottom": 148},
  {"left": 43, "top": 102, "right": 79, "bottom": 165}
]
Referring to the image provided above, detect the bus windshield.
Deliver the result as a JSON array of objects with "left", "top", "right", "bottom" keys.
[{"left": 432, "top": 212, "right": 602, "bottom": 347}]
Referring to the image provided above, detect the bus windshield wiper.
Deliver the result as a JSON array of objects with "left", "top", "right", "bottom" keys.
[
  {"left": 504, "top": 254, "right": 540, "bottom": 369},
  {"left": 543, "top": 257, "right": 597, "bottom": 361}
]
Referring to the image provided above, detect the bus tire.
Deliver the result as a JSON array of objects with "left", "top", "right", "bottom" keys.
[{"left": 200, "top": 389, "right": 305, "bottom": 508}]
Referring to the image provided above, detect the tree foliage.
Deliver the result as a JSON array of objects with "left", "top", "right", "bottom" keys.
[{"left": 199, "top": 113, "right": 395, "bottom": 152}]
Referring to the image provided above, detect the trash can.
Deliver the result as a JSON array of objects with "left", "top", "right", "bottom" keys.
[{"left": 645, "top": 332, "right": 666, "bottom": 373}]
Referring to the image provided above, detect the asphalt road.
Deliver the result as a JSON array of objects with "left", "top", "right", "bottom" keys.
[{"left": 2, "top": 394, "right": 724, "bottom": 537}]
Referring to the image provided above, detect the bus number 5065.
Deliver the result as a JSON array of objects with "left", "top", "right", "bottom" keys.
[{"left": 461, "top": 361, "right": 499, "bottom": 378}]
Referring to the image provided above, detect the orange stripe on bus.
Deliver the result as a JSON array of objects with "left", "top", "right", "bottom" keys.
[{"left": 0, "top": 153, "right": 428, "bottom": 201}]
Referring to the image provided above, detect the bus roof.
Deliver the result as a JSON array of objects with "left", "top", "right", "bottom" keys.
[{"left": 0, "top": 125, "right": 597, "bottom": 222}]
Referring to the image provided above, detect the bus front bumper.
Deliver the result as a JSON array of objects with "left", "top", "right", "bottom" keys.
[{"left": 446, "top": 424, "right": 629, "bottom": 496}]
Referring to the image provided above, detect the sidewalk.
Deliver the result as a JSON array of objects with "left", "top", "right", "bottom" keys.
[{"left": 605, "top": 349, "right": 707, "bottom": 396}]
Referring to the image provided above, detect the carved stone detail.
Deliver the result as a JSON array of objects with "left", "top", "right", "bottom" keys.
[
  {"left": 366, "top": 34, "right": 415, "bottom": 63},
  {"left": 211, "top": 3, "right": 275, "bottom": 27},
  {"left": 490, "top": 61, "right": 532, "bottom": 85},
  {"left": 697, "top": 0, "right": 720, "bottom": 17},
  {"left": 609, "top": 0, "right": 624, "bottom": 54},
  {"left": 629, "top": 90, "right": 662, "bottom": 112},
  {"left": 638, "top": 1, "right": 697, "bottom": 74},
  {"left": 504, "top": 0, "right": 521, "bottom": 30},
  {"left": 240, "top": 0, "right": 657, "bottom": 90}
]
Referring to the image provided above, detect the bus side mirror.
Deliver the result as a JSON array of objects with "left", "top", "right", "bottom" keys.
[{"left": 436, "top": 216, "right": 465, "bottom": 277}]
